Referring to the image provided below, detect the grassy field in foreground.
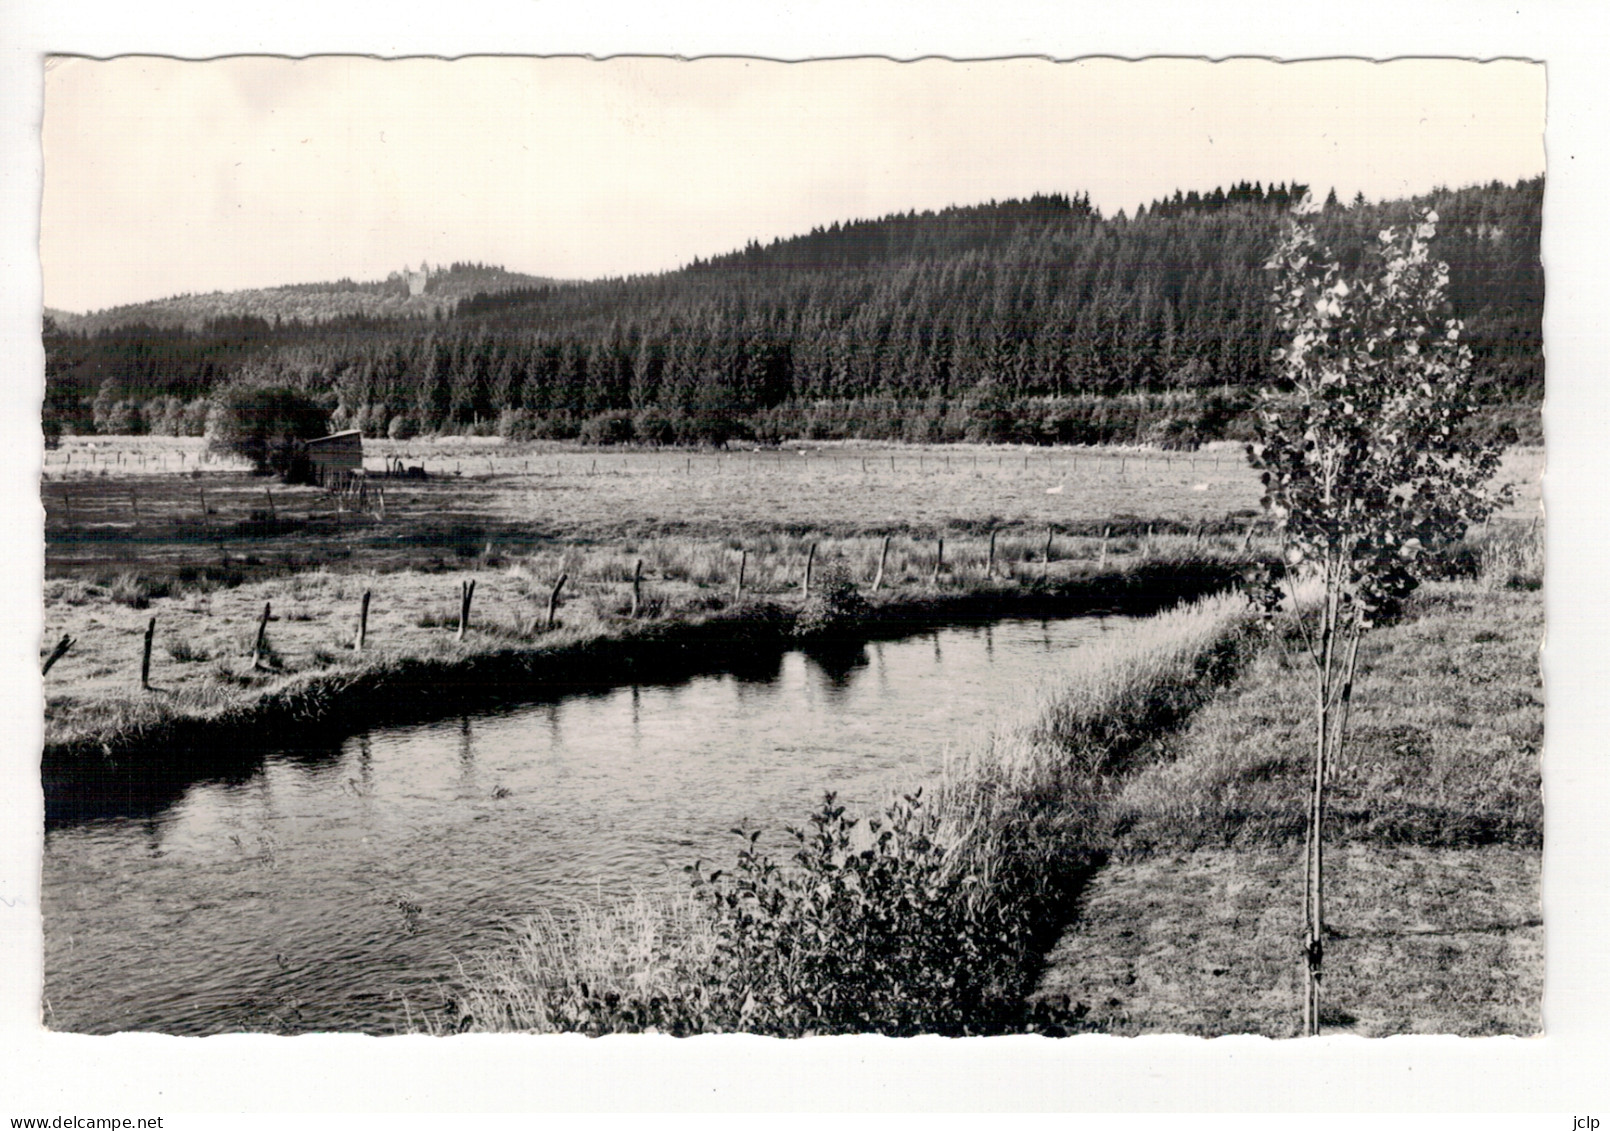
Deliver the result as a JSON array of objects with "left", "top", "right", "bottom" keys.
[{"left": 1030, "top": 545, "right": 1544, "bottom": 1036}]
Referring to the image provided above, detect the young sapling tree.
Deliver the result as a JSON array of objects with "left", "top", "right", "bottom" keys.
[{"left": 1248, "top": 204, "right": 1511, "bottom": 1036}]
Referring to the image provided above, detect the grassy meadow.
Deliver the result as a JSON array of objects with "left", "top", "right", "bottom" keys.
[
  {"left": 42, "top": 433, "right": 1317, "bottom": 769},
  {"left": 41, "top": 435, "right": 1275, "bottom": 582},
  {"left": 40, "top": 435, "right": 1304, "bottom": 751},
  {"left": 1029, "top": 526, "right": 1544, "bottom": 1036}
]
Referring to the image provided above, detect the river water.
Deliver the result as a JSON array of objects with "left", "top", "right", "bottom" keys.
[{"left": 42, "top": 615, "right": 1119, "bottom": 1034}]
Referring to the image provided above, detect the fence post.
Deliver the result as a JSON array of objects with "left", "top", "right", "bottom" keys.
[
  {"left": 1043, "top": 527, "right": 1054, "bottom": 576},
  {"left": 354, "top": 589, "right": 371, "bottom": 651},
  {"left": 931, "top": 536, "right": 944, "bottom": 588},
  {"left": 547, "top": 574, "right": 567, "bottom": 629},
  {"left": 141, "top": 618, "right": 156, "bottom": 689},
  {"left": 802, "top": 543, "right": 816, "bottom": 596},
  {"left": 734, "top": 549, "right": 747, "bottom": 600},
  {"left": 631, "top": 559, "right": 643, "bottom": 618},
  {"left": 198, "top": 488, "right": 209, "bottom": 531},
  {"left": 253, "top": 603, "right": 271, "bottom": 670},
  {"left": 457, "top": 579, "right": 476, "bottom": 640},
  {"left": 1099, "top": 525, "right": 1111, "bottom": 568},
  {"left": 872, "top": 535, "right": 890, "bottom": 593},
  {"left": 42, "top": 633, "right": 73, "bottom": 676},
  {"left": 987, "top": 529, "right": 997, "bottom": 578}
]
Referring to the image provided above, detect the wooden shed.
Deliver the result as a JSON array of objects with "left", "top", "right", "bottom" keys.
[{"left": 305, "top": 429, "right": 363, "bottom": 487}]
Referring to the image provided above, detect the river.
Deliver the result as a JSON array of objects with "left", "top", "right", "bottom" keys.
[{"left": 42, "top": 615, "right": 1120, "bottom": 1034}]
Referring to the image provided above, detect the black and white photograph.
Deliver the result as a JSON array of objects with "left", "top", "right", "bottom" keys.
[
  {"left": 30, "top": 53, "right": 1545, "bottom": 1041},
  {"left": 4, "top": 6, "right": 1608, "bottom": 1114}
]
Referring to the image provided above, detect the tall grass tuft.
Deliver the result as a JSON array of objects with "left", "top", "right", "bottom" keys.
[
  {"left": 166, "top": 638, "right": 210, "bottom": 664},
  {"left": 1478, "top": 520, "right": 1544, "bottom": 591},
  {"left": 453, "top": 894, "right": 723, "bottom": 1035},
  {"left": 108, "top": 572, "right": 170, "bottom": 609},
  {"left": 928, "top": 590, "right": 1259, "bottom": 947}
]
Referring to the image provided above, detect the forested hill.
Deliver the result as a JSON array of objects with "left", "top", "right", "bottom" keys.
[
  {"left": 690, "top": 183, "right": 1311, "bottom": 271},
  {"left": 689, "top": 193, "right": 1100, "bottom": 270},
  {"left": 45, "top": 177, "right": 1542, "bottom": 447},
  {"left": 55, "top": 263, "right": 559, "bottom": 335}
]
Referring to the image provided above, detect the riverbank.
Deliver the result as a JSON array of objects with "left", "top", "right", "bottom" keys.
[
  {"left": 450, "top": 581, "right": 1264, "bottom": 1035},
  {"left": 42, "top": 544, "right": 1252, "bottom": 820},
  {"left": 1028, "top": 547, "right": 1543, "bottom": 1035}
]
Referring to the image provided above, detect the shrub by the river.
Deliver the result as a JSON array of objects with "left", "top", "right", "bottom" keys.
[
  {"left": 454, "top": 791, "right": 1023, "bottom": 1036},
  {"left": 678, "top": 791, "right": 1023, "bottom": 1035},
  {"left": 793, "top": 561, "right": 868, "bottom": 638}
]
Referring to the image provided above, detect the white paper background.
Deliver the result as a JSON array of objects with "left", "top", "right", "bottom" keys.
[{"left": 1, "top": 0, "right": 1605, "bottom": 1115}]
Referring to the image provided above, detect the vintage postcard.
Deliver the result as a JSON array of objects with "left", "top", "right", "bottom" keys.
[
  {"left": 33, "top": 53, "right": 1545, "bottom": 1040},
  {"left": 4, "top": 16, "right": 1598, "bottom": 1115}
]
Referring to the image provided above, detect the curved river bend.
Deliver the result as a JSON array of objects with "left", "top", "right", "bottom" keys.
[{"left": 44, "top": 615, "right": 1120, "bottom": 1034}]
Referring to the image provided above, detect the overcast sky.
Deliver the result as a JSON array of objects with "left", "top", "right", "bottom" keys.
[{"left": 42, "top": 55, "right": 1544, "bottom": 313}]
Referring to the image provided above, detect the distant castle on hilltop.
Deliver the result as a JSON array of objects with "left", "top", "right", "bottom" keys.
[{"left": 404, "top": 261, "right": 433, "bottom": 296}]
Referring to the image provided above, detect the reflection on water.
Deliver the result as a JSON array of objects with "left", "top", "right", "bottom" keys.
[{"left": 43, "top": 616, "right": 1117, "bottom": 1035}]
